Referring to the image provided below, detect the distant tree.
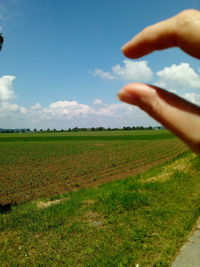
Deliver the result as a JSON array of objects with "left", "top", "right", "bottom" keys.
[
  {"left": 80, "top": 128, "right": 88, "bottom": 131},
  {"left": 47, "top": 128, "right": 50, "bottom": 132},
  {"left": 72, "top": 127, "right": 78, "bottom": 132},
  {"left": 123, "top": 126, "right": 131, "bottom": 131},
  {"left": 98, "top": 127, "right": 104, "bottom": 131},
  {"left": 34, "top": 128, "right": 37, "bottom": 132}
]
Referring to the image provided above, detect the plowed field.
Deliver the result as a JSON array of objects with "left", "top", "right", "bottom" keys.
[{"left": 0, "top": 130, "right": 187, "bottom": 204}]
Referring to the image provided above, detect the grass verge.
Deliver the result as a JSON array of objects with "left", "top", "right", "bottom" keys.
[{"left": 0, "top": 152, "right": 199, "bottom": 266}]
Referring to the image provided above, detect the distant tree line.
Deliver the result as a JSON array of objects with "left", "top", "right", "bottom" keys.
[
  {"left": 31, "top": 126, "right": 163, "bottom": 133},
  {"left": 0, "top": 126, "right": 164, "bottom": 134},
  {"left": 0, "top": 128, "right": 30, "bottom": 133}
]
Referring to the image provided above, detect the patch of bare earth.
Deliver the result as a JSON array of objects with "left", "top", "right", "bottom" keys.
[
  {"left": 83, "top": 211, "right": 105, "bottom": 228},
  {"left": 36, "top": 198, "right": 68, "bottom": 208},
  {"left": 83, "top": 199, "right": 96, "bottom": 206}
]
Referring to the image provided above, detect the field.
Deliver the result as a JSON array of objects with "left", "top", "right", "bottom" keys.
[
  {"left": 0, "top": 130, "right": 187, "bottom": 204},
  {"left": 0, "top": 149, "right": 200, "bottom": 266}
]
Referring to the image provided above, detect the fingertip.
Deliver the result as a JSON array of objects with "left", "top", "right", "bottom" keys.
[
  {"left": 121, "top": 44, "right": 136, "bottom": 58},
  {"left": 121, "top": 38, "right": 140, "bottom": 59},
  {"left": 117, "top": 84, "right": 141, "bottom": 105},
  {"left": 117, "top": 83, "right": 159, "bottom": 111},
  {"left": 121, "top": 42, "right": 129, "bottom": 53}
]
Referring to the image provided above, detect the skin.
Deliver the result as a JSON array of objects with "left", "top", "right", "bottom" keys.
[{"left": 118, "top": 9, "right": 200, "bottom": 154}]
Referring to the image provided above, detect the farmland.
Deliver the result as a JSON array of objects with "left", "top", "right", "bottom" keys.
[
  {"left": 0, "top": 149, "right": 199, "bottom": 266},
  {"left": 0, "top": 130, "right": 187, "bottom": 204}
]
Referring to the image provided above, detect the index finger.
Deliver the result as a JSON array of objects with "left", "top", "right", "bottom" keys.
[{"left": 122, "top": 9, "right": 200, "bottom": 59}]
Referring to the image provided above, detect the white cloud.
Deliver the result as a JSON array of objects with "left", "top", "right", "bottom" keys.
[
  {"left": 93, "top": 99, "right": 104, "bottom": 105},
  {"left": 0, "top": 102, "right": 20, "bottom": 113},
  {"left": 155, "top": 63, "right": 200, "bottom": 91},
  {"left": 20, "top": 106, "right": 28, "bottom": 114},
  {"left": 93, "top": 69, "right": 114, "bottom": 80},
  {"left": 31, "top": 103, "right": 42, "bottom": 110},
  {"left": 0, "top": 75, "right": 29, "bottom": 118},
  {"left": 92, "top": 60, "right": 153, "bottom": 82},
  {"left": 48, "top": 100, "right": 91, "bottom": 118},
  {"left": 0, "top": 75, "right": 16, "bottom": 102},
  {"left": 50, "top": 100, "right": 81, "bottom": 109},
  {"left": 112, "top": 60, "right": 153, "bottom": 81}
]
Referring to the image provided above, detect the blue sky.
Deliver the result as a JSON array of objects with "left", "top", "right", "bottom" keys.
[{"left": 0, "top": 0, "right": 199, "bottom": 129}]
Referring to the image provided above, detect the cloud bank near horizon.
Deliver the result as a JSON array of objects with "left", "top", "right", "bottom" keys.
[
  {"left": 0, "top": 61, "right": 199, "bottom": 129},
  {"left": 0, "top": 74, "right": 158, "bottom": 129}
]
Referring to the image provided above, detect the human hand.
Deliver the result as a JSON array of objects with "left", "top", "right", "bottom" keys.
[{"left": 118, "top": 9, "right": 200, "bottom": 154}]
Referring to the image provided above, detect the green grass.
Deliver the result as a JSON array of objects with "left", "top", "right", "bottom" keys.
[
  {"left": 0, "top": 130, "right": 175, "bottom": 142},
  {"left": 0, "top": 152, "right": 199, "bottom": 266}
]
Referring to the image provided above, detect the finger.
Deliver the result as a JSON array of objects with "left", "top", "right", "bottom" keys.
[
  {"left": 122, "top": 9, "right": 200, "bottom": 59},
  {"left": 122, "top": 18, "right": 177, "bottom": 58},
  {"left": 117, "top": 83, "right": 200, "bottom": 154}
]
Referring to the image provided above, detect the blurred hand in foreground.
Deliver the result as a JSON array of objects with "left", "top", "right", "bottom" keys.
[{"left": 118, "top": 9, "right": 200, "bottom": 154}]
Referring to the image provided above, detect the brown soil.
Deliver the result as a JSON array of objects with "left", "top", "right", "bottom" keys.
[{"left": 0, "top": 151, "right": 183, "bottom": 205}]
